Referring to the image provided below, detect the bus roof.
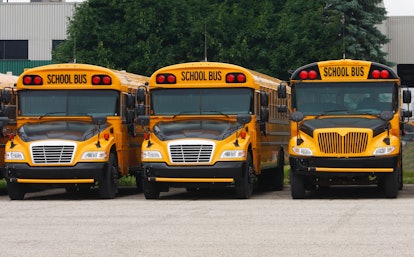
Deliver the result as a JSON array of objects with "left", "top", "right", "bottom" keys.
[
  {"left": 17, "top": 63, "right": 149, "bottom": 89},
  {"left": 291, "top": 59, "right": 399, "bottom": 82},
  {"left": 150, "top": 61, "right": 285, "bottom": 90}
]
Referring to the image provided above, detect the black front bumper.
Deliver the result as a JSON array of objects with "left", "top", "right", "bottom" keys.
[
  {"left": 290, "top": 156, "right": 398, "bottom": 177},
  {"left": 141, "top": 161, "right": 245, "bottom": 182},
  {"left": 4, "top": 162, "right": 106, "bottom": 181}
]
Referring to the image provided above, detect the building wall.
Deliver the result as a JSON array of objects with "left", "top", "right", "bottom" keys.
[
  {"left": 0, "top": 3, "right": 75, "bottom": 60},
  {"left": 385, "top": 16, "right": 414, "bottom": 68}
]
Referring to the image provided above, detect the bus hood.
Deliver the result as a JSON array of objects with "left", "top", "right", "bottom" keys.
[
  {"left": 18, "top": 120, "right": 108, "bottom": 142},
  {"left": 300, "top": 117, "right": 388, "bottom": 137},
  {"left": 153, "top": 119, "right": 243, "bottom": 141}
]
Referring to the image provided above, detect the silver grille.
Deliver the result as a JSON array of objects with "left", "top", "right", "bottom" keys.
[
  {"left": 169, "top": 143, "right": 214, "bottom": 163},
  {"left": 31, "top": 144, "right": 75, "bottom": 164}
]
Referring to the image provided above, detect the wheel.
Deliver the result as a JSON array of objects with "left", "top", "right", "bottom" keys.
[
  {"left": 142, "top": 178, "right": 160, "bottom": 199},
  {"left": 7, "top": 180, "right": 26, "bottom": 200},
  {"left": 290, "top": 171, "right": 305, "bottom": 199},
  {"left": 99, "top": 152, "right": 118, "bottom": 199},
  {"left": 384, "top": 169, "right": 399, "bottom": 198},
  {"left": 271, "top": 150, "right": 285, "bottom": 191},
  {"left": 235, "top": 154, "right": 254, "bottom": 199}
]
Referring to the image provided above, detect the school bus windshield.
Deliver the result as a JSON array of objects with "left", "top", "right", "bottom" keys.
[
  {"left": 151, "top": 88, "right": 254, "bottom": 115},
  {"left": 293, "top": 82, "right": 396, "bottom": 115},
  {"left": 18, "top": 90, "right": 120, "bottom": 117}
]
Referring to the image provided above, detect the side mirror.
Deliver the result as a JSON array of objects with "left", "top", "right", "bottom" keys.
[
  {"left": 92, "top": 116, "right": 107, "bottom": 125},
  {"left": 260, "top": 107, "right": 269, "bottom": 122},
  {"left": 135, "top": 103, "right": 146, "bottom": 116},
  {"left": 278, "top": 84, "right": 287, "bottom": 99},
  {"left": 137, "top": 115, "right": 150, "bottom": 126},
  {"left": 290, "top": 111, "right": 304, "bottom": 122},
  {"left": 402, "top": 110, "right": 412, "bottom": 118},
  {"left": 380, "top": 110, "right": 394, "bottom": 122},
  {"left": 260, "top": 92, "right": 268, "bottom": 107},
  {"left": 1, "top": 89, "right": 11, "bottom": 104},
  {"left": 236, "top": 114, "right": 252, "bottom": 124},
  {"left": 403, "top": 90, "right": 411, "bottom": 104},
  {"left": 136, "top": 88, "right": 146, "bottom": 104}
]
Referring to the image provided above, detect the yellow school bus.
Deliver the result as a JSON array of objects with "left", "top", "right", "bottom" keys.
[
  {"left": 289, "top": 59, "right": 412, "bottom": 199},
  {"left": 0, "top": 73, "right": 18, "bottom": 178},
  {"left": 137, "top": 62, "right": 290, "bottom": 199},
  {"left": 3, "top": 63, "right": 149, "bottom": 200}
]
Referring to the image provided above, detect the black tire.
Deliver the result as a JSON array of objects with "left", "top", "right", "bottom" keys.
[
  {"left": 142, "top": 178, "right": 160, "bottom": 199},
  {"left": 235, "top": 154, "right": 254, "bottom": 199},
  {"left": 384, "top": 169, "right": 399, "bottom": 198},
  {"left": 290, "top": 171, "right": 305, "bottom": 199},
  {"left": 7, "top": 180, "right": 25, "bottom": 200},
  {"left": 99, "top": 152, "right": 118, "bottom": 199}
]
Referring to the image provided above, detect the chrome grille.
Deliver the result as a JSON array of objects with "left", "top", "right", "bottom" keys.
[
  {"left": 32, "top": 145, "right": 75, "bottom": 164},
  {"left": 318, "top": 132, "right": 368, "bottom": 154},
  {"left": 169, "top": 144, "right": 213, "bottom": 163}
]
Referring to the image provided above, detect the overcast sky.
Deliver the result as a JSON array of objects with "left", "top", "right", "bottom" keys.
[{"left": 384, "top": 0, "right": 414, "bottom": 16}]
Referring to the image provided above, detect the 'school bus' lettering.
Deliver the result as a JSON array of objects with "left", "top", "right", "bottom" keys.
[
  {"left": 322, "top": 66, "right": 365, "bottom": 78},
  {"left": 181, "top": 70, "right": 222, "bottom": 81},
  {"left": 47, "top": 74, "right": 88, "bottom": 84}
]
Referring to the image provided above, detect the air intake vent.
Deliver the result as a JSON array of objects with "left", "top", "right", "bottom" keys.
[
  {"left": 318, "top": 132, "right": 368, "bottom": 154},
  {"left": 31, "top": 142, "right": 76, "bottom": 164},
  {"left": 169, "top": 140, "right": 214, "bottom": 163}
]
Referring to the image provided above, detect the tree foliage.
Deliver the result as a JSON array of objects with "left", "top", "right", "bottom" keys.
[{"left": 53, "top": 0, "right": 389, "bottom": 79}]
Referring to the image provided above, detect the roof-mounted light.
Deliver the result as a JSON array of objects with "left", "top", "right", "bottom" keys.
[
  {"left": 226, "top": 73, "right": 246, "bottom": 83},
  {"left": 92, "top": 75, "right": 112, "bottom": 85},
  {"left": 156, "top": 74, "right": 176, "bottom": 84},
  {"left": 23, "top": 75, "right": 43, "bottom": 85}
]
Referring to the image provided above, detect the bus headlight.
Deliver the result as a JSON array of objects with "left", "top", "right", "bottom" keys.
[
  {"left": 220, "top": 150, "right": 246, "bottom": 158},
  {"left": 292, "top": 147, "right": 313, "bottom": 156},
  {"left": 142, "top": 150, "right": 162, "bottom": 159},
  {"left": 81, "top": 151, "right": 107, "bottom": 160},
  {"left": 5, "top": 152, "right": 24, "bottom": 160},
  {"left": 373, "top": 146, "right": 395, "bottom": 156}
]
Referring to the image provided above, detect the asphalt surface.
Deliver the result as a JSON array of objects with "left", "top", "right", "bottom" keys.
[{"left": 0, "top": 185, "right": 413, "bottom": 257}]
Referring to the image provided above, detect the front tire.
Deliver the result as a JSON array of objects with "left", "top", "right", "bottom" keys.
[
  {"left": 384, "top": 169, "right": 399, "bottom": 198},
  {"left": 290, "top": 171, "right": 305, "bottom": 199},
  {"left": 7, "top": 180, "right": 26, "bottom": 200},
  {"left": 142, "top": 178, "right": 160, "bottom": 199},
  {"left": 99, "top": 152, "right": 118, "bottom": 199},
  {"left": 235, "top": 154, "right": 254, "bottom": 199}
]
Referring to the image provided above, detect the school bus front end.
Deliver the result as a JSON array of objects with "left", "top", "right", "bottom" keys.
[
  {"left": 139, "top": 62, "right": 288, "bottom": 199},
  {"left": 4, "top": 64, "right": 148, "bottom": 200},
  {"left": 288, "top": 59, "right": 411, "bottom": 199}
]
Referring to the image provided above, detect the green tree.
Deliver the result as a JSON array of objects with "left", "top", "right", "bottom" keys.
[
  {"left": 330, "top": 0, "right": 389, "bottom": 64},
  {"left": 53, "top": 0, "right": 389, "bottom": 79}
]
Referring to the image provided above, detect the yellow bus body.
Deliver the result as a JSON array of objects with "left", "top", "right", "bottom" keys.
[
  {"left": 288, "top": 59, "right": 409, "bottom": 198},
  {"left": 4, "top": 63, "right": 149, "bottom": 200},
  {"left": 139, "top": 62, "right": 290, "bottom": 199},
  {"left": 0, "top": 74, "right": 18, "bottom": 178}
]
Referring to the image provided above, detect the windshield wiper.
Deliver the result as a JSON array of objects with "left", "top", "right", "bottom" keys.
[
  {"left": 172, "top": 111, "right": 196, "bottom": 119},
  {"left": 315, "top": 109, "right": 348, "bottom": 118},
  {"left": 39, "top": 112, "right": 66, "bottom": 119},
  {"left": 202, "top": 110, "right": 230, "bottom": 118}
]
